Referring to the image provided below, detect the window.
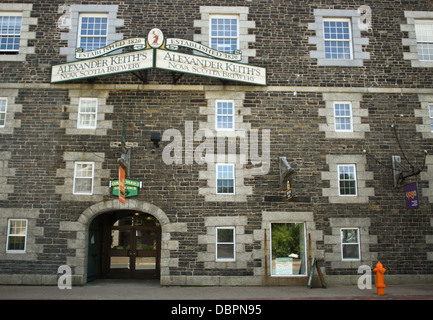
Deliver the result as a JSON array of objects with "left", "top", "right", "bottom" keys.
[
  {"left": 216, "top": 164, "right": 235, "bottom": 194},
  {"left": 194, "top": 6, "right": 256, "bottom": 63},
  {"left": 216, "top": 227, "right": 235, "bottom": 261},
  {"left": 60, "top": 5, "right": 123, "bottom": 62},
  {"left": 216, "top": 100, "right": 234, "bottom": 130},
  {"left": 309, "top": 9, "right": 369, "bottom": 66},
  {"left": 78, "top": 14, "right": 108, "bottom": 52},
  {"left": 334, "top": 102, "right": 353, "bottom": 132},
  {"left": 341, "top": 228, "right": 361, "bottom": 261},
  {"left": 78, "top": 98, "right": 97, "bottom": 129},
  {"left": 0, "top": 98, "right": 6, "bottom": 127},
  {"left": 324, "top": 18, "right": 352, "bottom": 60},
  {"left": 210, "top": 16, "right": 239, "bottom": 53},
  {"left": 0, "top": 13, "right": 22, "bottom": 53},
  {"left": 415, "top": 20, "right": 433, "bottom": 61},
  {"left": 338, "top": 165, "right": 357, "bottom": 196},
  {"left": 73, "top": 162, "right": 94, "bottom": 195},
  {"left": 6, "top": 219, "right": 27, "bottom": 253},
  {"left": 271, "top": 223, "right": 307, "bottom": 276}
]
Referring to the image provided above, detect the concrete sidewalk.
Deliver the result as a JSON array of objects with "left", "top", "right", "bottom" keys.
[{"left": 0, "top": 279, "right": 432, "bottom": 300}]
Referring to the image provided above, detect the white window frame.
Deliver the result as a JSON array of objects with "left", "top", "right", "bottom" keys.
[
  {"left": 77, "top": 98, "right": 98, "bottom": 129},
  {"left": 73, "top": 162, "right": 94, "bottom": 195},
  {"left": 340, "top": 228, "right": 361, "bottom": 261},
  {"left": 215, "top": 100, "right": 234, "bottom": 131},
  {"left": 414, "top": 20, "right": 433, "bottom": 62},
  {"left": 323, "top": 18, "right": 353, "bottom": 60},
  {"left": 216, "top": 163, "right": 235, "bottom": 195},
  {"left": 77, "top": 13, "right": 109, "bottom": 52},
  {"left": 0, "top": 97, "right": 7, "bottom": 128},
  {"left": 334, "top": 102, "right": 353, "bottom": 132},
  {"left": 0, "top": 12, "right": 23, "bottom": 53},
  {"left": 209, "top": 15, "right": 240, "bottom": 54},
  {"left": 6, "top": 219, "right": 28, "bottom": 253},
  {"left": 270, "top": 222, "right": 307, "bottom": 277},
  {"left": 215, "top": 227, "right": 236, "bottom": 262},
  {"left": 338, "top": 164, "right": 357, "bottom": 196}
]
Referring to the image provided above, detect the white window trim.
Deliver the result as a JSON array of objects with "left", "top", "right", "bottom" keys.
[
  {"left": 270, "top": 222, "right": 307, "bottom": 277},
  {"left": 322, "top": 155, "right": 374, "bottom": 203},
  {"left": 334, "top": 102, "right": 353, "bottom": 132},
  {"left": 338, "top": 164, "right": 358, "bottom": 196},
  {"left": 77, "top": 97, "right": 98, "bottom": 129},
  {"left": 215, "top": 100, "right": 235, "bottom": 131},
  {"left": 323, "top": 17, "right": 353, "bottom": 60},
  {"left": 0, "top": 97, "right": 7, "bottom": 128},
  {"left": 319, "top": 93, "right": 369, "bottom": 139},
  {"left": 215, "top": 227, "right": 236, "bottom": 262},
  {"left": 414, "top": 19, "right": 433, "bottom": 62},
  {"left": 194, "top": 6, "right": 256, "bottom": 64},
  {"left": 209, "top": 15, "right": 240, "bottom": 54},
  {"left": 402, "top": 11, "right": 433, "bottom": 68},
  {"left": 59, "top": 5, "right": 123, "bottom": 62},
  {"left": 309, "top": 9, "right": 369, "bottom": 67},
  {"left": 73, "top": 161, "right": 94, "bottom": 195},
  {"left": 216, "top": 163, "right": 235, "bottom": 195},
  {"left": 0, "top": 12, "right": 23, "bottom": 53},
  {"left": 0, "top": 4, "right": 37, "bottom": 62},
  {"left": 77, "top": 13, "right": 109, "bottom": 52},
  {"left": 340, "top": 228, "right": 361, "bottom": 261},
  {"left": 6, "top": 219, "right": 28, "bottom": 253}
]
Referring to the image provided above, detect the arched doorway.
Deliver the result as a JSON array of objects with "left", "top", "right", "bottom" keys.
[
  {"left": 87, "top": 210, "right": 161, "bottom": 281},
  {"left": 68, "top": 200, "right": 171, "bottom": 285}
]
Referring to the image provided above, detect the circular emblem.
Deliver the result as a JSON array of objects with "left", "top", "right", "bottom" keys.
[{"left": 148, "top": 28, "right": 164, "bottom": 48}]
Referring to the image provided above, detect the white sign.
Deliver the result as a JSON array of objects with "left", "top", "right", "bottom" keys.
[
  {"left": 274, "top": 258, "right": 293, "bottom": 275},
  {"left": 148, "top": 28, "right": 165, "bottom": 48},
  {"left": 156, "top": 49, "right": 266, "bottom": 86},
  {"left": 166, "top": 38, "right": 242, "bottom": 61},
  {"left": 51, "top": 49, "right": 153, "bottom": 83},
  {"left": 75, "top": 37, "right": 147, "bottom": 60}
]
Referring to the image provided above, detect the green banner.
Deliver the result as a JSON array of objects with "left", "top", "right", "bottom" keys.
[{"left": 110, "top": 179, "right": 142, "bottom": 198}]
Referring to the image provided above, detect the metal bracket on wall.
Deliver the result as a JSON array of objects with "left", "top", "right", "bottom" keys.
[
  {"left": 365, "top": 124, "right": 428, "bottom": 188},
  {"left": 132, "top": 70, "right": 148, "bottom": 84}
]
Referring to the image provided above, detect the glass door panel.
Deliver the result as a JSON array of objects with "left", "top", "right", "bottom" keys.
[
  {"left": 134, "top": 227, "right": 158, "bottom": 278},
  {"left": 110, "top": 229, "right": 131, "bottom": 251},
  {"left": 135, "top": 257, "right": 156, "bottom": 270},
  {"left": 110, "top": 256, "right": 130, "bottom": 269},
  {"left": 109, "top": 228, "right": 132, "bottom": 278},
  {"left": 103, "top": 222, "right": 161, "bottom": 279}
]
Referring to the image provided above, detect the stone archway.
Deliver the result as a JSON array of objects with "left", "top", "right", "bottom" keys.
[{"left": 60, "top": 200, "right": 177, "bottom": 285}]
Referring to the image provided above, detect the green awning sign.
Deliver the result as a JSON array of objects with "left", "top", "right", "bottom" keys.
[{"left": 110, "top": 179, "right": 142, "bottom": 198}]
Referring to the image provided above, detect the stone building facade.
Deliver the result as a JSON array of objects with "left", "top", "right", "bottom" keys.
[{"left": 1, "top": 0, "right": 433, "bottom": 286}]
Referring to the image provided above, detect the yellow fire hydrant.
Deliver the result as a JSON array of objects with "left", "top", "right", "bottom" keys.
[{"left": 373, "top": 261, "right": 386, "bottom": 295}]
